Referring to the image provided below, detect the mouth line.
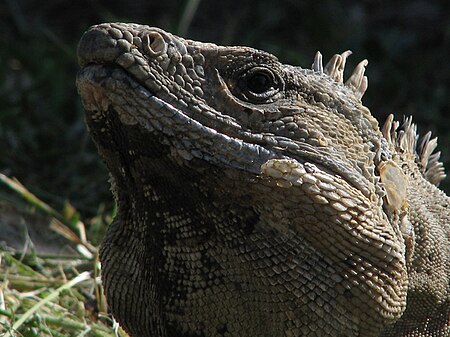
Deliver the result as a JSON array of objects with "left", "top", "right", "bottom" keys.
[
  {"left": 77, "top": 63, "right": 283, "bottom": 175},
  {"left": 77, "top": 63, "right": 375, "bottom": 197}
]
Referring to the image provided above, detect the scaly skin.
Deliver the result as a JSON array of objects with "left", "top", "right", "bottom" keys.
[{"left": 76, "top": 23, "right": 449, "bottom": 337}]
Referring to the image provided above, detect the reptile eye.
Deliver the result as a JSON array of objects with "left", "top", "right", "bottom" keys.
[
  {"left": 246, "top": 72, "right": 272, "bottom": 94},
  {"left": 238, "top": 67, "right": 281, "bottom": 103}
]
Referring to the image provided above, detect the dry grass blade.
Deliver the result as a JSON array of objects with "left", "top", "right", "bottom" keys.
[
  {"left": 0, "top": 251, "right": 125, "bottom": 337},
  {"left": 0, "top": 173, "right": 97, "bottom": 256},
  {"left": 0, "top": 173, "right": 126, "bottom": 336},
  {"left": 6, "top": 271, "right": 91, "bottom": 335}
]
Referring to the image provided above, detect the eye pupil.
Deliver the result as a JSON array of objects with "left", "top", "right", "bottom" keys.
[
  {"left": 247, "top": 73, "right": 271, "bottom": 94},
  {"left": 236, "top": 67, "right": 280, "bottom": 102}
]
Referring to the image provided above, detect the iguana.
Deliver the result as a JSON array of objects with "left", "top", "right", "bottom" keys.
[{"left": 76, "top": 23, "right": 449, "bottom": 337}]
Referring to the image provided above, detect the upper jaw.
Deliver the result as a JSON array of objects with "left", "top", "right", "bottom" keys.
[{"left": 77, "top": 22, "right": 208, "bottom": 99}]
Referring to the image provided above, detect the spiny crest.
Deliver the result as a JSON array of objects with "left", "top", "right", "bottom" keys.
[
  {"left": 382, "top": 114, "right": 446, "bottom": 186},
  {"left": 312, "top": 50, "right": 368, "bottom": 100}
]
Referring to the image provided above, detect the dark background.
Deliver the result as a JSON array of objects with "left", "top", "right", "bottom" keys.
[{"left": 1, "top": 0, "right": 449, "bottom": 217}]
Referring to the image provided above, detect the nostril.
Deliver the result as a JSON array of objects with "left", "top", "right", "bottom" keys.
[{"left": 143, "top": 32, "right": 167, "bottom": 57}]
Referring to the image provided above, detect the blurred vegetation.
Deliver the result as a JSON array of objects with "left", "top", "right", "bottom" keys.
[{"left": 0, "top": 0, "right": 449, "bottom": 335}]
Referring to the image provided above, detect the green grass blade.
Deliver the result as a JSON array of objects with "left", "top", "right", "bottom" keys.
[{"left": 6, "top": 271, "right": 91, "bottom": 336}]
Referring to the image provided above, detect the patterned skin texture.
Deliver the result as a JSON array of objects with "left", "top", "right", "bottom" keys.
[{"left": 76, "top": 23, "right": 449, "bottom": 337}]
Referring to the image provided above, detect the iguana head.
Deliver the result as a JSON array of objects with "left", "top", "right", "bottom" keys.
[
  {"left": 76, "top": 23, "right": 448, "bottom": 336},
  {"left": 77, "top": 23, "right": 386, "bottom": 198}
]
